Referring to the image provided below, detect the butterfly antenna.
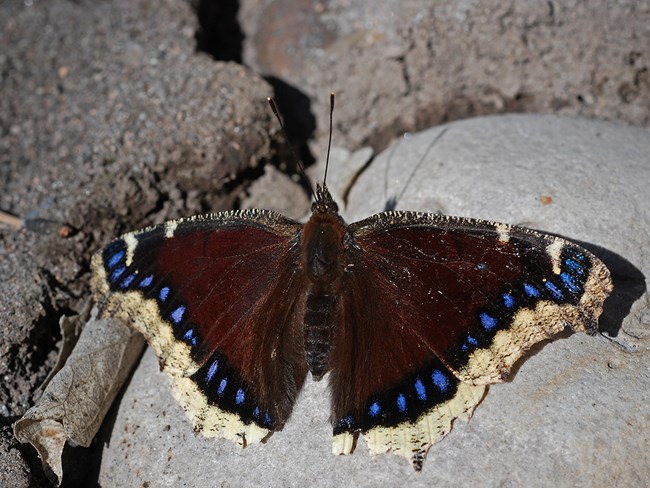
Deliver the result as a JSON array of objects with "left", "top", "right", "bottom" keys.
[
  {"left": 323, "top": 92, "right": 335, "bottom": 188},
  {"left": 267, "top": 97, "right": 316, "bottom": 201}
]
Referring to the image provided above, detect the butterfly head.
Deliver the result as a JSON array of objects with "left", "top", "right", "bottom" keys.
[{"left": 312, "top": 183, "right": 339, "bottom": 216}]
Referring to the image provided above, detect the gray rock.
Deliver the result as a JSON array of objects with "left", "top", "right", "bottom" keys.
[{"left": 98, "top": 114, "right": 649, "bottom": 487}]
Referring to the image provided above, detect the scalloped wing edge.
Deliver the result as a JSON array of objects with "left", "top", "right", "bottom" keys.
[
  {"left": 332, "top": 381, "right": 486, "bottom": 470},
  {"left": 459, "top": 253, "right": 612, "bottom": 385}
]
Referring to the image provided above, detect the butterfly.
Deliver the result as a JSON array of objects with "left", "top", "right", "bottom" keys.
[{"left": 91, "top": 98, "right": 612, "bottom": 471}]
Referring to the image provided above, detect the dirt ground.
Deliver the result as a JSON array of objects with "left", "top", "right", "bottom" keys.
[{"left": 1, "top": 1, "right": 648, "bottom": 486}]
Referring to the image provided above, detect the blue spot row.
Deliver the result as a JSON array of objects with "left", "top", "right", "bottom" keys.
[
  {"left": 544, "top": 280, "right": 564, "bottom": 299},
  {"left": 183, "top": 329, "right": 197, "bottom": 346},
  {"left": 396, "top": 393, "right": 407, "bottom": 413},
  {"left": 336, "top": 415, "right": 354, "bottom": 430},
  {"left": 109, "top": 266, "right": 126, "bottom": 283},
  {"left": 411, "top": 370, "right": 449, "bottom": 404},
  {"left": 107, "top": 250, "right": 125, "bottom": 269},
  {"left": 106, "top": 257, "right": 187, "bottom": 330},
  {"left": 236, "top": 388, "right": 245, "bottom": 405},
  {"left": 120, "top": 273, "right": 136, "bottom": 289},
  {"left": 480, "top": 312, "right": 498, "bottom": 331},
  {"left": 206, "top": 360, "right": 219, "bottom": 382},
  {"left": 159, "top": 286, "right": 170, "bottom": 302},
  {"left": 573, "top": 251, "right": 586, "bottom": 262},
  {"left": 560, "top": 271, "right": 579, "bottom": 294},
  {"left": 431, "top": 369, "right": 450, "bottom": 393},
  {"left": 171, "top": 305, "right": 186, "bottom": 325},
  {"left": 461, "top": 334, "right": 479, "bottom": 352},
  {"left": 414, "top": 378, "right": 426, "bottom": 401},
  {"left": 202, "top": 366, "right": 269, "bottom": 426},
  {"left": 250, "top": 406, "right": 273, "bottom": 428},
  {"left": 458, "top": 246, "right": 591, "bottom": 371},
  {"left": 524, "top": 283, "right": 540, "bottom": 298},
  {"left": 369, "top": 401, "right": 381, "bottom": 417},
  {"left": 139, "top": 275, "right": 154, "bottom": 288},
  {"left": 367, "top": 368, "right": 451, "bottom": 420},
  {"left": 565, "top": 258, "right": 585, "bottom": 276},
  {"left": 218, "top": 377, "right": 228, "bottom": 396}
]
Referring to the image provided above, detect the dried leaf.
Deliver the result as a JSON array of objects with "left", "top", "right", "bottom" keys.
[
  {"left": 41, "top": 304, "right": 88, "bottom": 390},
  {"left": 14, "top": 306, "right": 145, "bottom": 486}
]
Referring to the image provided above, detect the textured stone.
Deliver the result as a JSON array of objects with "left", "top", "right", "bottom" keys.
[{"left": 241, "top": 0, "right": 650, "bottom": 152}]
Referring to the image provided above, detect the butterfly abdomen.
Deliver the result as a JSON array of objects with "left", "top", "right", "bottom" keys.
[
  {"left": 303, "top": 293, "right": 338, "bottom": 380},
  {"left": 301, "top": 200, "right": 348, "bottom": 381}
]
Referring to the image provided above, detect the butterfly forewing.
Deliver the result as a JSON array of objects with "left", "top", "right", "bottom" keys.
[
  {"left": 91, "top": 210, "right": 309, "bottom": 443},
  {"left": 347, "top": 212, "right": 610, "bottom": 384}
]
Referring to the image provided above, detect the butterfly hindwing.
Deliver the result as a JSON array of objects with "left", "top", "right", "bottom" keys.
[
  {"left": 91, "top": 210, "right": 309, "bottom": 445},
  {"left": 329, "top": 211, "right": 611, "bottom": 468},
  {"left": 329, "top": 260, "right": 486, "bottom": 469}
]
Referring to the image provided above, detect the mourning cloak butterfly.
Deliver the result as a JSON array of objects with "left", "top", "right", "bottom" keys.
[{"left": 91, "top": 104, "right": 612, "bottom": 471}]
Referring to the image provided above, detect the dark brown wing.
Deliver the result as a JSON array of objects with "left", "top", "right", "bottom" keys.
[
  {"left": 91, "top": 209, "right": 309, "bottom": 445},
  {"left": 330, "top": 211, "right": 611, "bottom": 469}
]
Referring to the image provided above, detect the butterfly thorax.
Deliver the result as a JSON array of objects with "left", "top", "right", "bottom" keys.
[{"left": 301, "top": 187, "right": 348, "bottom": 380}]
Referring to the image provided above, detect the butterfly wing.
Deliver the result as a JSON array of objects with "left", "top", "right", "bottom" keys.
[
  {"left": 91, "top": 209, "right": 309, "bottom": 445},
  {"left": 330, "top": 211, "right": 611, "bottom": 469}
]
